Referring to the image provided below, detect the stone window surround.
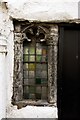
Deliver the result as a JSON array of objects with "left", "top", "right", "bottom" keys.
[{"left": 13, "top": 22, "right": 58, "bottom": 108}]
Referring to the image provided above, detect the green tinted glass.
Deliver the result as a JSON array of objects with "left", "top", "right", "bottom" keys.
[
  {"left": 29, "top": 47, "right": 35, "bottom": 54},
  {"left": 29, "top": 56, "right": 35, "bottom": 62},
  {"left": 36, "top": 48, "right": 42, "bottom": 55},
  {"left": 36, "top": 78, "right": 41, "bottom": 84},
  {"left": 24, "top": 55, "right": 28, "bottom": 62},
  {"left": 36, "top": 56, "right": 42, "bottom": 62},
  {"left": 41, "top": 79, "right": 47, "bottom": 84}
]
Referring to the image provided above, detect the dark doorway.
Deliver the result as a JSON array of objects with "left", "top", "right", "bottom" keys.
[{"left": 58, "top": 24, "right": 80, "bottom": 119}]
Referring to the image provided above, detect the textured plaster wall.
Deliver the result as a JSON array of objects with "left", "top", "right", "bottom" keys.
[
  {"left": 5, "top": 0, "right": 79, "bottom": 21},
  {"left": 0, "top": 0, "right": 80, "bottom": 119}
]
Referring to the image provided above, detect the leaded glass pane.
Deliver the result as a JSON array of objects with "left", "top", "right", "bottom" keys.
[
  {"left": 29, "top": 56, "right": 35, "bottom": 62},
  {"left": 41, "top": 87, "right": 47, "bottom": 100},
  {"left": 36, "top": 64, "right": 42, "bottom": 70},
  {"left": 23, "top": 86, "right": 29, "bottom": 99},
  {"left": 29, "top": 71, "right": 35, "bottom": 78},
  {"left": 24, "top": 86, "right": 29, "bottom": 94},
  {"left": 29, "top": 94, "right": 35, "bottom": 99},
  {"left": 41, "top": 79, "right": 47, "bottom": 84},
  {"left": 23, "top": 63, "right": 28, "bottom": 70},
  {"left": 41, "top": 71, "right": 47, "bottom": 78},
  {"left": 29, "top": 47, "right": 35, "bottom": 54},
  {"left": 23, "top": 37, "right": 48, "bottom": 101},
  {"left": 36, "top": 78, "right": 41, "bottom": 84},
  {"left": 29, "top": 86, "right": 35, "bottom": 93},
  {"left": 36, "top": 87, "right": 41, "bottom": 93},
  {"left": 42, "top": 49, "right": 47, "bottom": 55},
  {"left": 36, "top": 70, "right": 41, "bottom": 78},
  {"left": 24, "top": 93, "right": 29, "bottom": 99},
  {"left": 42, "top": 64, "right": 47, "bottom": 70},
  {"left": 24, "top": 55, "right": 28, "bottom": 62},
  {"left": 28, "top": 63, "right": 35, "bottom": 70},
  {"left": 24, "top": 79, "right": 29, "bottom": 84},
  {"left": 36, "top": 93, "right": 41, "bottom": 99},
  {"left": 29, "top": 79, "right": 35, "bottom": 84},
  {"left": 24, "top": 71, "right": 28, "bottom": 79},
  {"left": 42, "top": 56, "right": 47, "bottom": 62},
  {"left": 36, "top": 48, "right": 42, "bottom": 55},
  {"left": 24, "top": 47, "right": 28, "bottom": 54},
  {"left": 36, "top": 56, "right": 42, "bottom": 62}
]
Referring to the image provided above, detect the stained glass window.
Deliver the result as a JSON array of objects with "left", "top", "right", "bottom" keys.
[{"left": 23, "top": 40, "right": 48, "bottom": 100}]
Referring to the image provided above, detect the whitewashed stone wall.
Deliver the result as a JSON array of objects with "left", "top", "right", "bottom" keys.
[{"left": 0, "top": 0, "right": 80, "bottom": 119}]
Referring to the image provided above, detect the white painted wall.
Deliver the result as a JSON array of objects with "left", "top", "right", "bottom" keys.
[
  {"left": 0, "top": 0, "right": 80, "bottom": 119},
  {"left": 6, "top": 0, "right": 80, "bottom": 21},
  {"left": 0, "top": 37, "right": 7, "bottom": 120}
]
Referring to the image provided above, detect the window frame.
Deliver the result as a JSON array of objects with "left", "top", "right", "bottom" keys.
[{"left": 13, "top": 22, "right": 58, "bottom": 108}]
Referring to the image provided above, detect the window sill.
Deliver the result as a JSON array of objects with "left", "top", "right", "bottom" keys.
[{"left": 12, "top": 99, "right": 56, "bottom": 109}]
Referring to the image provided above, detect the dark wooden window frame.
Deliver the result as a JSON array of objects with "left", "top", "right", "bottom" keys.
[{"left": 13, "top": 22, "right": 58, "bottom": 108}]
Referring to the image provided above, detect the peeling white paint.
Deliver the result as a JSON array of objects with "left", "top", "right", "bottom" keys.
[{"left": 6, "top": 1, "right": 79, "bottom": 21}]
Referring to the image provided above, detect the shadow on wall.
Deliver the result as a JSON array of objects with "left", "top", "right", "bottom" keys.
[{"left": 78, "top": 1, "right": 80, "bottom": 18}]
